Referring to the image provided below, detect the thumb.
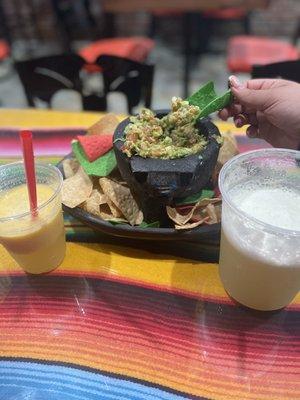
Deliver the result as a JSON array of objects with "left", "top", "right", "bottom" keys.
[{"left": 231, "top": 86, "right": 271, "bottom": 111}]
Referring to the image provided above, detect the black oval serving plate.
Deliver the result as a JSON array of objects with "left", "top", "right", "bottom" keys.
[{"left": 58, "top": 155, "right": 221, "bottom": 243}]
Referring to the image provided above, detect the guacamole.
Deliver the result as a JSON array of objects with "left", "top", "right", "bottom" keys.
[{"left": 122, "top": 97, "right": 207, "bottom": 159}]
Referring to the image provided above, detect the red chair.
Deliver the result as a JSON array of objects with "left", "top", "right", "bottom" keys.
[
  {"left": 78, "top": 37, "right": 154, "bottom": 73},
  {"left": 202, "top": 7, "right": 247, "bottom": 20},
  {"left": 227, "top": 35, "right": 299, "bottom": 73},
  {"left": 0, "top": 40, "right": 9, "bottom": 61}
]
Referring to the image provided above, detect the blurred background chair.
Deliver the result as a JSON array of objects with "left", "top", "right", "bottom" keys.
[
  {"left": 96, "top": 54, "right": 154, "bottom": 114},
  {"left": 252, "top": 59, "right": 300, "bottom": 82},
  {"left": 0, "top": 0, "right": 299, "bottom": 110},
  {"left": 0, "top": 40, "right": 9, "bottom": 62},
  {"left": 0, "top": 39, "right": 10, "bottom": 79},
  {"left": 14, "top": 52, "right": 154, "bottom": 113},
  {"left": 14, "top": 54, "right": 85, "bottom": 107},
  {"left": 227, "top": 36, "right": 299, "bottom": 73},
  {"left": 79, "top": 37, "right": 154, "bottom": 73}
]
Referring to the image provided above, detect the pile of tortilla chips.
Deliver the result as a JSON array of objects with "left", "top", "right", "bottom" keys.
[
  {"left": 61, "top": 113, "right": 239, "bottom": 230},
  {"left": 62, "top": 163, "right": 143, "bottom": 226},
  {"left": 62, "top": 114, "right": 144, "bottom": 226}
]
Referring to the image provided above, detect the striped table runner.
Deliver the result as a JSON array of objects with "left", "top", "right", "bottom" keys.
[{"left": 0, "top": 109, "right": 299, "bottom": 400}]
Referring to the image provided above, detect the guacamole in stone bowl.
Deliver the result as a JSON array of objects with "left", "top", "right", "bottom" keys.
[
  {"left": 113, "top": 105, "right": 222, "bottom": 222},
  {"left": 122, "top": 97, "right": 208, "bottom": 159}
]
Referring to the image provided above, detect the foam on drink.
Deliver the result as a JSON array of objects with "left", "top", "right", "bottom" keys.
[{"left": 232, "top": 187, "right": 300, "bottom": 231}]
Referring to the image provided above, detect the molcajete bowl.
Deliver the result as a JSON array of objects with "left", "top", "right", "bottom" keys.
[{"left": 113, "top": 110, "right": 221, "bottom": 222}]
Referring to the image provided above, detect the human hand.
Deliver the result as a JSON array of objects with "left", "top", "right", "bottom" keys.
[{"left": 218, "top": 76, "right": 300, "bottom": 150}]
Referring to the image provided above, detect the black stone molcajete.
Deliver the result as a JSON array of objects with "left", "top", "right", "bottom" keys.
[{"left": 113, "top": 110, "right": 221, "bottom": 223}]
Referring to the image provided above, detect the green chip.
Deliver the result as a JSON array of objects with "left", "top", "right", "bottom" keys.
[
  {"left": 188, "top": 81, "right": 233, "bottom": 119},
  {"left": 108, "top": 220, "right": 127, "bottom": 226},
  {"left": 188, "top": 81, "right": 217, "bottom": 110},
  {"left": 139, "top": 221, "right": 160, "bottom": 228},
  {"left": 72, "top": 140, "right": 117, "bottom": 177}
]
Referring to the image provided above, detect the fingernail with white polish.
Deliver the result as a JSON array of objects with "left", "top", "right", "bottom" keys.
[{"left": 228, "top": 75, "right": 245, "bottom": 89}]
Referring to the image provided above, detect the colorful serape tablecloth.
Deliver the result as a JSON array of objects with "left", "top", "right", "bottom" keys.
[{"left": 0, "top": 109, "right": 299, "bottom": 400}]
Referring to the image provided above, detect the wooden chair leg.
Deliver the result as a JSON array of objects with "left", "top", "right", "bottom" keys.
[
  {"left": 103, "top": 12, "right": 116, "bottom": 38},
  {"left": 292, "top": 18, "right": 300, "bottom": 45},
  {"left": 183, "top": 12, "right": 194, "bottom": 98},
  {"left": 148, "top": 14, "right": 157, "bottom": 38},
  {"left": 50, "top": 0, "right": 72, "bottom": 52},
  {"left": 195, "top": 14, "right": 213, "bottom": 55},
  {"left": 0, "top": 1, "right": 12, "bottom": 44},
  {"left": 144, "top": 65, "right": 154, "bottom": 109},
  {"left": 243, "top": 12, "right": 251, "bottom": 35}
]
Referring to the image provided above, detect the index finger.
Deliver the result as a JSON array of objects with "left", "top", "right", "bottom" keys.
[
  {"left": 246, "top": 79, "right": 281, "bottom": 90},
  {"left": 218, "top": 103, "right": 242, "bottom": 120},
  {"left": 228, "top": 76, "right": 280, "bottom": 91}
]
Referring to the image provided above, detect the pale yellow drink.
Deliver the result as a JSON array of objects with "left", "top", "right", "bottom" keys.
[
  {"left": 219, "top": 149, "right": 300, "bottom": 311},
  {"left": 0, "top": 163, "right": 66, "bottom": 274},
  {"left": 219, "top": 187, "right": 300, "bottom": 310}
]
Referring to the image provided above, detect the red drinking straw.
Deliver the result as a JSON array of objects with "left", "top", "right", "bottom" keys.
[{"left": 20, "top": 130, "right": 38, "bottom": 217}]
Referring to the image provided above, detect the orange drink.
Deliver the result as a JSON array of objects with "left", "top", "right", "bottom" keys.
[{"left": 0, "top": 162, "right": 66, "bottom": 274}]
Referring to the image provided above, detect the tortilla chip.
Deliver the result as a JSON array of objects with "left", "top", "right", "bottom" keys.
[
  {"left": 99, "top": 177, "right": 143, "bottom": 225},
  {"left": 205, "top": 203, "right": 222, "bottom": 224},
  {"left": 106, "top": 198, "right": 123, "bottom": 218},
  {"left": 98, "top": 203, "right": 127, "bottom": 223},
  {"left": 167, "top": 206, "right": 194, "bottom": 226},
  {"left": 175, "top": 218, "right": 209, "bottom": 230},
  {"left": 197, "top": 198, "right": 221, "bottom": 207},
  {"left": 97, "top": 203, "right": 114, "bottom": 220},
  {"left": 217, "top": 131, "right": 239, "bottom": 166},
  {"left": 83, "top": 189, "right": 107, "bottom": 216},
  {"left": 62, "top": 158, "right": 79, "bottom": 179},
  {"left": 62, "top": 166, "right": 93, "bottom": 208},
  {"left": 212, "top": 131, "right": 239, "bottom": 186},
  {"left": 72, "top": 141, "right": 117, "bottom": 177},
  {"left": 87, "top": 113, "right": 119, "bottom": 136},
  {"left": 167, "top": 197, "right": 221, "bottom": 229},
  {"left": 135, "top": 210, "right": 144, "bottom": 226},
  {"left": 82, "top": 182, "right": 125, "bottom": 221},
  {"left": 167, "top": 198, "right": 220, "bottom": 225},
  {"left": 77, "top": 134, "right": 113, "bottom": 162}
]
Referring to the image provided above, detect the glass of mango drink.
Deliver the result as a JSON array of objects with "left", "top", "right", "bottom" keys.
[{"left": 0, "top": 162, "right": 66, "bottom": 274}]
